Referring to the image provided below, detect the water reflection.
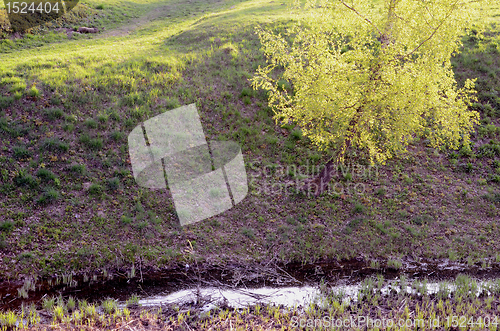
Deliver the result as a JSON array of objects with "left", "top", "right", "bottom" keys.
[{"left": 129, "top": 278, "right": 495, "bottom": 310}]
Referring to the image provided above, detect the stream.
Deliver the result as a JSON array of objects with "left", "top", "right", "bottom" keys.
[
  {"left": 2, "top": 257, "right": 500, "bottom": 312},
  {"left": 131, "top": 280, "right": 495, "bottom": 311}
]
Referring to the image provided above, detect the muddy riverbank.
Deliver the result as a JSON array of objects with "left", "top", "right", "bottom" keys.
[{"left": 3, "top": 256, "right": 500, "bottom": 312}]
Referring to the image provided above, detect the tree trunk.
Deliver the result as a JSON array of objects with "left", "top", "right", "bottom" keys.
[
  {"left": 300, "top": 4, "right": 396, "bottom": 198},
  {"left": 300, "top": 158, "right": 337, "bottom": 197}
]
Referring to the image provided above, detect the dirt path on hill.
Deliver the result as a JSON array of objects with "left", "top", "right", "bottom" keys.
[
  {"left": 99, "top": 0, "right": 225, "bottom": 38},
  {"left": 100, "top": 5, "right": 174, "bottom": 38}
]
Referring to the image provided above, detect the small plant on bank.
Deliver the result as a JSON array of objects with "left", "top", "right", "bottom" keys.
[
  {"left": 84, "top": 118, "right": 98, "bottom": 129},
  {"left": 13, "top": 145, "right": 32, "bottom": 159},
  {"left": 45, "top": 107, "right": 64, "bottom": 120},
  {"left": 69, "top": 163, "right": 86, "bottom": 175},
  {"left": 101, "top": 299, "right": 118, "bottom": 315},
  {"left": 42, "top": 296, "right": 56, "bottom": 311},
  {"left": 27, "top": 85, "right": 41, "bottom": 98},
  {"left": 67, "top": 297, "right": 76, "bottom": 312},
  {"left": 387, "top": 259, "right": 403, "bottom": 270},
  {"left": 241, "top": 227, "right": 255, "bottom": 239},
  {"left": 126, "top": 294, "right": 140, "bottom": 308},
  {"left": 0, "top": 221, "right": 14, "bottom": 233},
  {"left": 84, "top": 304, "right": 97, "bottom": 318},
  {"left": 41, "top": 138, "right": 69, "bottom": 153},
  {"left": 36, "top": 168, "right": 58, "bottom": 182},
  {"left": 106, "top": 177, "right": 120, "bottom": 191},
  {"left": 53, "top": 305, "right": 64, "bottom": 321},
  {"left": 121, "top": 215, "right": 133, "bottom": 225},
  {"left": 353, "top": 202, "right": 365, "bottom": 214},
  {"left": 88, "top": 183, "right": 103, "bottom": 196},
  {"left": 37, "top": 187, "right": 60, "bottom": 205},
  {"left": 110, "top": 130, "right": 124, "bottom": 141},
  {"left": 78, "top": 299, "right": 88, "bottom": 311}
]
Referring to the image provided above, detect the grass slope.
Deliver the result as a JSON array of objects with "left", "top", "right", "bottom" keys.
[{"left": 0, "top": 0, "right": 499, "bottom": 282}]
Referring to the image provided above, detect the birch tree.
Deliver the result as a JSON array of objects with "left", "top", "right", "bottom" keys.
[{"left": 252, "top": 0, "right": 491, "bottom": 196}]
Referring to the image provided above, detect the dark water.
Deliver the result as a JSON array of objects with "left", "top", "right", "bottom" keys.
[{"left": 2, "top": 257, "right": 500, "bottom": 311}]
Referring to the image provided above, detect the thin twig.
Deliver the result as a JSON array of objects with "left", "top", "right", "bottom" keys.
[
  {"left": 111, "top": 318, "right": 138, "bottom": 331},
  {"left": 338, "top": 0, "right": 382, "bottom": 36},
  {"left": 398, "top": 0, "right": 460, "bottom": 60},
  {"left": 139, "top": 258, "right": 143, "bottom": 284},
  {"left": 184, "top": 320, "right": 193, "bottom": 331}
]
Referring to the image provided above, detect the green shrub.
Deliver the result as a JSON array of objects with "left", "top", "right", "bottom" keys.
[
  {"left": 13, "top": 146, "right": 32, "bottom": 159},
  {"left": 0, "top": 96, "right": 14, "bottom": 110},
  {"left": 121, "top": 215, "right": 133, "bottom": 224},
  {"left": 240, "top": 87, "right": 253, "bottom": 98},
  {"left": 241, "top": 227, "right": 255, "bottom": 239},
  {"left": 37, "top": 188, "right": 60, "bottom": 205},
  {"left": 290, "top": 129, "right": 303, "bottom": 140},
  {"left": 479, "top": 143, "right": 500, "bottom": 158},
  {"left": 63, "top": 123, "right": 74, "bottom": 132},
  {"left": 80, "top": 134, "right": 103, "bottom": 150},
  {"left": 79, "top": 133, "right": 91, "bottom": 145},
  {"left": 36, "top": 168, "right": 58, "bottom": 182},
  {"left": 353, "top": 202, "right": 365, "bottom": 214},
  {"left": 0, "top": 117, "right": 10, "bottom": 134},
  {"left": 130, "top": 107, "right": 147, "bottom": 119},
  {"left": 0, "top": 221, "right": 14, "bottom": 232},
  {"left": 412, "top": 214, "right": 433, "bottom": 225},
  {"left": 10, "top": 82, "right": 26, "bottom": 93},
  {"left": 101, "top": 299, "right": 117, "bottom": 314},
  {"left": 97, "top": 113, "right": 108, "bottom": 123},
  {"left": 121, "top": 92, "right": 145, "bottom": 106},
  {"left": 490, "top": 174, "right": 500, "bottom": 183},
  {"left": 387, "top": 259, "right": 403, "bottom": 269},
  {"left": 461, "top": 162, "right": 474, "bottom": 173},
  {"left": 109, "top": 111, "right": 120, "bottom": 121},
  {"left": 88, "top": 183, "right": 103, "bottom": 196},
  {"left": 27, "top": 85, "right": 40, "bottom": 98},
  {"left": 163, "top": 97, "right": 180, "bottom": 110},
  {"left": 124, "top": 118, "right": 135, "bottom": 128},
  {"left": 42, "top": 297, "right": 55, "bottom": 310},
  {"left": 107, "top": 177, "right": 120, "bottom": 190},
  {"left": 459, "top": 144, "right": 473, "bottom": 157},
  {"left": 64, "top": 114, "right": 77, "bottom": 123},
  {"left": 88, "top": 138, "right": 103, "bottom": 150},
  {"left": 44, "top": 107, "right": 64, "bottom": 120},
  {"left": 276, "top": 79, "right": 292, "bottom": 91},
  {"left": 13, "top": 171, "right": 37, "bottom": 188},
  {"left": 125, "top": 294, "right": 139, "bottom": 307},
  {"left": 84, "top": 119, "right": 98, "bottom": 129},
  {"left": 67, "top": 297, "right": 76, "bottom": 312},
  {"left": 41, "top": 138, "right": 69, "bottom": 153},
  {"left": 69, "top": 164, "right": 86, "bottom": 175},
  {"left": 50, "top": 96, "right": 62, "bottom": 105},
  {"left": 110, "top": 131, "right": 124, "bottom": 141},
  {"left": 0, "top": 235, "right": 7, "bottom": 249}
]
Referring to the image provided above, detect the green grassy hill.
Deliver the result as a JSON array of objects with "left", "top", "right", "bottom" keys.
[{"left": 0, "top": 0, "right": 499, "bottom": 282}]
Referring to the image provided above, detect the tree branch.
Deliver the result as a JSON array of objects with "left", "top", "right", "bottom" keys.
[
  {"left": 337, "top": 0, "right": 383, "bottom": 37},
  {"left": 398, "top": 0, "right": 460, "bottom": 60}
]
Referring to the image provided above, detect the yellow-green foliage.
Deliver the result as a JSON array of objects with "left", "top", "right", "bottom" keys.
[{"left": 252, "top": 0, "right": 494, "bottom": 165}]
